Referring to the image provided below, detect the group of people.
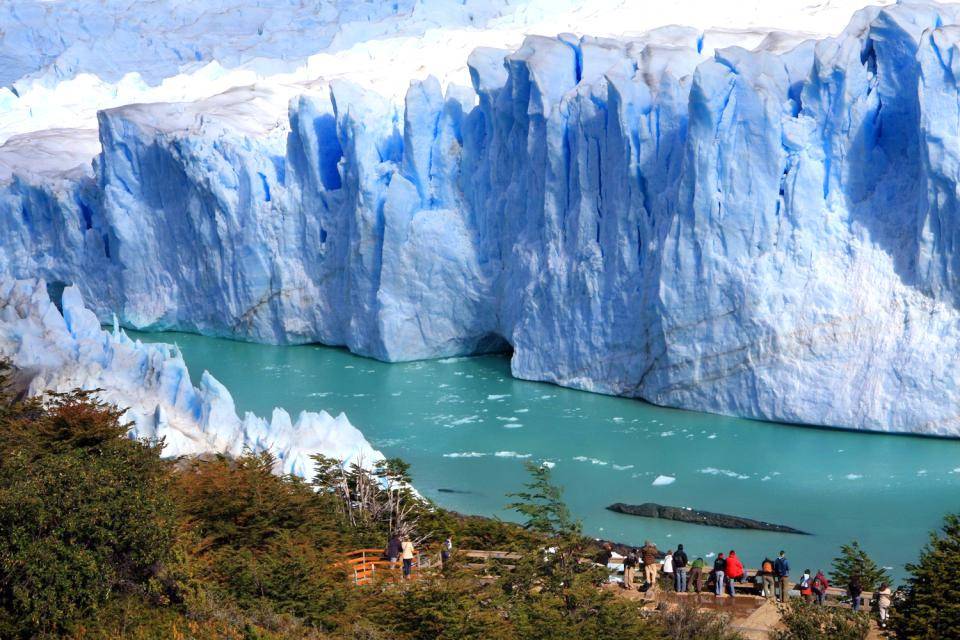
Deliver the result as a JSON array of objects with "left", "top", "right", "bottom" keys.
[
  {"left": 385, "top": 533, "right": 418, "bottom": 578},
  {"left": 383, "top": 534, "right": 454, "bottom": 579},
  {"left": 614, "top": 543, "right": 893, "bottom": 624}
]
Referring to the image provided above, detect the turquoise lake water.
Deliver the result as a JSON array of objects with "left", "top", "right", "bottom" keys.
[{"left": 133, "top": 331, "right": 960, "bottom": 581}]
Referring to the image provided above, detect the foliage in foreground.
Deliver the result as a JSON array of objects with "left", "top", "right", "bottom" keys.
[
  {"left": 773, "top": 599, "right": 869, "bottom": 640},
  {"left": 0, "top": 360, "right": 670, "bottom": 639},
  {"left": 890, "top": 514, "right": 960, "bottom": 640}
]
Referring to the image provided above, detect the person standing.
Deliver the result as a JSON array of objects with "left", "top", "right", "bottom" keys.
[
  {"left": 673, "top": 544, "right": 689, "bottom": 593},
  {"left": 401, "top": 536, "right": 416, "bottom": 579},
  {"left": 623, "top": 549, "right": 638, "bottom": 590},
  {"left": 713, "top": 553, "right": 726, "bottom": 597},
  {"left": 774, "top": 550, "right": 791, "bottom": 602},
  {"left": 760, "top": 557, "right": 776, "bottom": 599},
  {"left": 386, "top": 533, "right": 402, "bottom": 569},
  {"left": 877, "top": 582, "right": 892, "bottom": 628},
  {"left": 812, "top": 570, "right": 829, "bottom": 605},
  {"left": 440, "top": 536, "right": 453, "bottom": 570},
  {"left": 663, "top": 549, "right": 675, "bottom": 591},
  {"left": 848, "top": 574, "right": 863, "bottom": 611},
  {"left": 798, "top": 569, "right": 814, "bottom": 603},
  {"left": 725, "top": 550, "right": 744, "bottom": 598},
  {"left": 641, "top": 540, "right": 660, "bottom": 592},
  {"left": 689, "top": 557, "right": 706, "bottom": 594}
]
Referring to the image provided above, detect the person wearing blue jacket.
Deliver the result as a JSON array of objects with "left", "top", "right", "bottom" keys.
[{"left": 774, "top": 550, "right": 790, "bottom": 602}]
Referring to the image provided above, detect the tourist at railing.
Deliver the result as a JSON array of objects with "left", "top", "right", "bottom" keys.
[
  {"left": 673, "top": 544, "right": 689, "bottom": 593},
  {"left": 774, "top": 550, "right": 791, "bottom": 602},
  {"left": 641, "top": 540, "right": 660, "bottom": 592},
  {"left": 798, "top": 569, "right": 813, "bottom": 602},
  {"left": 386, "top": 533, "right": 402, "bottom": 570},
  {"left": 662, "top": 549, "right": 675, "bottom": 591},
  {"left": 689, "top": 556, "right": 705, "bottom": 593},
  {"left": 713, "top": 553, "right": 726, "bottom": 596},
  {"left": 758, "top": 556, "right": 776, "bottom": 599},
  {"left": 441, "top": 537, "right": 453, "bottom": 570},
  {"left": 848, "top": 573, "right": 863, "bottom": 611},
  {"left": 877, "top": 582, "right": 892, "bottom": 628},
  {"left": 812, "top": 570, "right": 829, "bottom": 605},
  {"left": 401, "top": 536, "right": 416, "bottom": 579},
  {"left": 725, "top": 550, "right": 744, "bottom": 597},
  {"left": 622, "top": 548, "right": 638, "bottom": 590}
]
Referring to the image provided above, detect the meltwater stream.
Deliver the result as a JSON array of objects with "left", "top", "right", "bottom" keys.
[{"left": 133, "top": 331, "right": 960, "bottom": 580}]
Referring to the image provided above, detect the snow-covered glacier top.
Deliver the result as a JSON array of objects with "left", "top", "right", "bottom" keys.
[
  {"left": 0, "top": 278, "right": 383, "bottom": 476},
  {"left": 9, "top": 0, "right": 960, "bottom": 437},
  {"left": 1, "top": 0, "right": 890, "bottom": 147}
]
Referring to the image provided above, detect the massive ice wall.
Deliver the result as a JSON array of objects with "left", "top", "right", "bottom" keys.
[
  {"left": 7, "top": 2, "right": 960, "bottom": 434},
  {"left": 0, "top": 278, "right": 383, "bottom": 476}
]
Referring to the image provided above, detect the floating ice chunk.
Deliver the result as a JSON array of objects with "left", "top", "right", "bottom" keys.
[
  {"left": 443, "top": 451, "right": 487, "bottom": 458},
  {"left": 652, "top": 475, "right": 676, "bottom": 486},
  {"left": 494, "top": 451, "right": 531, "bottom": 458},
  {"left": 845, "top": 474, "right": 863, "bottom": 480}
]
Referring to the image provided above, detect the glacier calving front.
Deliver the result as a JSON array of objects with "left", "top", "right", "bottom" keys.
[
  {"left": 0, "top": 278, "right": 383, "bottom": 476},
  {"left": 5, "top": 2, "right": 960, "bottom": 434}
]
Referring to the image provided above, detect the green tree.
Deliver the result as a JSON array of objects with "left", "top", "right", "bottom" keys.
[
  {"left": 505, "top": 461, "right": 580, "bottom": 537},
  {"left": 773, "top": 599, "right": 869, "bottom": 640},
  {"left": 0, "top": 390, "right": 177, "bottom": 637},
  {"left": 890, "top": 514, "right": 960, "bottom": 639},
  {"left": 830, "top": 540, "right": 890, "bottom": 592}
]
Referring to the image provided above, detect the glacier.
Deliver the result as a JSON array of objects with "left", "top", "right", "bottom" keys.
[
  {"left": 8, "top": 1, "right": 960, "bottom": 435},
  {"left": 0, "top": 277, "right": 383, "bottom": 477}
]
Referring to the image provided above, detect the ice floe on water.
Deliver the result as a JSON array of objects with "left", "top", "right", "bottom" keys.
[
  {"left": 845, "top": 473, "right": 863, "bottom": 480},
  {"left": 502, "top": 423, "right": 523, "bottom": 429},
  {"left": 449, "top": 414, "right": 481, "bottom": 426},
  {"left": 652, "top": 475, "right": 676, "bottom": 486},
  {"left": 660, "top": 431, "right": 676, "bottom": 437},
  {"left": 495, "top": 451, "right": 532, "bottom": 458},
  {"left": 699, "top": 467, "right": 750, "bottom": 480},
  {"left": 487, "top": 394, "right": 510, "bottom": 401},
  {"left": 541, "top": 461, "right": 556, "bottom": 469},
  {"left": 573, "top": 456, "right": 609, "bottom": 466},
  {"left": 443, "top": 451, "right": 488, "bottom": 458},
  {"left": 612, "top": 464, "right": 635, "bottom": 471}
]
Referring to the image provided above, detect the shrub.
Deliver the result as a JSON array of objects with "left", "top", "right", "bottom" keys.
[
  {"left": 890, "top": 514, "right": 960, "bottom": 639},
  {"left": 773, "top": 599, "right": 869, "bottom": 640},
  {"left": 0, "top": 391, "right": 177, "bottom": 637}
]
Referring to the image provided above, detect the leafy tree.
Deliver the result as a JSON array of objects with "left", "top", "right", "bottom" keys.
[
  {"left": 505, "top": 461, "right": 580, "bottom": 537},
  {"left": 773, "top": 599, "right": 869, "bottom": 640},
  {"left": 830, "top": 540, "right": 890, "bottom": 592},
  {"left": 890, "top": 514, "right": 960, "bottom": 639},
  {"left": 0, "top": 390, "right": 177, "bottom": 637}
]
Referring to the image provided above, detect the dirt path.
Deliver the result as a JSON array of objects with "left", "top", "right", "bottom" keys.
[{"left": 602, "top": 584, "right": 887, "bottom": 639}]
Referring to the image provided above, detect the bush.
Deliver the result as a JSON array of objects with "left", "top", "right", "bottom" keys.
[
  {"left": 773, "top": 599, "right": 869, "bottom": 640},
  {"left": 656, "top": 599, "right": 744, "bottom": 640},
  {"left": 0, "top": 391, "right": 177, "bottom": 637},
  {"left": 890, "top": 514, "right": 960, "bottom": 639}
]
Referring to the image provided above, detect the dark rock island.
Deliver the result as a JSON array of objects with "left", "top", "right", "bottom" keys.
[{"left": 606, "top": 503, "right": 810, "bottom": 535}]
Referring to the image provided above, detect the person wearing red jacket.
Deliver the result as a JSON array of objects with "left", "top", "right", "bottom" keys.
[{"left": 724, "top": 550, "right": 745, "bottom": 597}]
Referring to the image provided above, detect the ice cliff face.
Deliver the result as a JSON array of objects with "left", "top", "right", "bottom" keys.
[
  {"left": 0, "top": 278, "right": 383, "bottom": 476},
  {"left": 8, "top": 1, "right": 960, "bottom": 434}
]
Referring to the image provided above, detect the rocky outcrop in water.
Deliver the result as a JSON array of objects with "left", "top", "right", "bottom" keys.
[{"left": 607, "top": 503, "right": 810, "bottom": 535}]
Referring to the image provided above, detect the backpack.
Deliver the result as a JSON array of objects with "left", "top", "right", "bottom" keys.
[{"left": 762, "top": 560, "right": 774, "bottom": 574}]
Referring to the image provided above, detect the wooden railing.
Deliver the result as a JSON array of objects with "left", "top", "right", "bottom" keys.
[{"left": 342, "top": 548, "right": 522, "bottom": 585}]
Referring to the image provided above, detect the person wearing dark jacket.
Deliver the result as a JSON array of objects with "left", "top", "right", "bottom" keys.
[
  {"left": 673, "top": 544, "right": 689, "bottom": 592},
  {"left": 774, "top": 550, "right": 791, "bottom": 602},
  {"left": 713, "top": 553, "right": 726, "bottom": 596},
  {"left": 386, "top": 534, "right": 402, "bottom": 569},
  {"left": 848, "top": 574, "right": 863, "bottom": 611}
]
